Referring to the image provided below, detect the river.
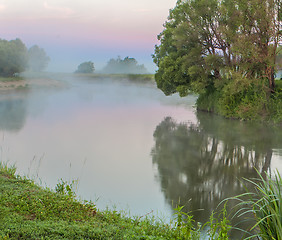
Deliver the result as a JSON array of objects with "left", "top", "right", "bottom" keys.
[{"left": 0, "top": 74, "right": 281, "bottom": 237}]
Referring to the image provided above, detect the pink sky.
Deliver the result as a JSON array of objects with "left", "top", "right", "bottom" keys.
[{"left": 0, "top": 0, "right": 176, "bottom": 72}]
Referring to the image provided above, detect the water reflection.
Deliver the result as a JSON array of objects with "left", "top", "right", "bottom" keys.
[
  {"left": 0, "top": 91, "right": 29, "bottom": 132},
  {"left": 152, "top": 112, "right": 282, "bottom": 228}
]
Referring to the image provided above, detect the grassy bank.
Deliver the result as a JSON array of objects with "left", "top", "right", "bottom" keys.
[
  {"left": 0, "top": 164, "right": 195, "bottom": 239},
  {"left": 0, "top": 163, "right": 234, "bottom": 240},
  {"left": 196, "top": 79, "right": 282, "bottom": 124},
  {"left": 0, "top": 166, "right": 167, "bottom": 239},
  {"left": 1, "top": 163, "right": 282, "bottom": 239}
]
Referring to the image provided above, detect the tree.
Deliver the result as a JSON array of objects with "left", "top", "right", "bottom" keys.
[
  {"left": 102, "top": 56, "right": 148, "bottom": 74},
  {"left": 75, "top": 61, "right": 95, "bottom": 73},
  {"left": 0, "top": 38, "right": 28, "bottom": 77},
  {"left": 28, "top": 45, "right": 50, "bottom": 72},
  {"left": 153, "top": 0, "right": 282, "bottom": 121}
]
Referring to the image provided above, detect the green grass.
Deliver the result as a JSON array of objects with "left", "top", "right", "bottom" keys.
[
  {"left": 5, "top": 161, "right": 282, "bottom": 239},
  {"left": 0, "top": 162, "right": 235, "bottom": 239},
  {"left": 0, "top": 163, "right": 194, "bottom": 239}
]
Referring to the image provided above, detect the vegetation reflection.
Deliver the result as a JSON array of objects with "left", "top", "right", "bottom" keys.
[
  {"left": 0, "top": 92, "right": 28, "bottom": 132},
  {"left": 151, "top": 112, "right": 282, "bottom": 228}
]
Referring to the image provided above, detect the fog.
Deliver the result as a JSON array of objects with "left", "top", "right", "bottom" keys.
[
  {"left": 45, "top": 47, "right": 156, "bottom": 74},
  {"left": 0, "top": 0, "right": 176, "bottom": 74},
  {"left": 1, "top": 74, "right": 281, "bottom": 235}
]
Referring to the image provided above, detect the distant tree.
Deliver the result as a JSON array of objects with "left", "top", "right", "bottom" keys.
[
  {"left": 75, "top": 61, "right": 95, "bottom": 73},
  {"left": 102, "top": 56, "right": 148, "bottom": 74},
  {"left": 28, "top": 45, "right": 50, "bottom": 72},
  {"left": 0, "top": 38, "right": 28, "bottom": 77}
]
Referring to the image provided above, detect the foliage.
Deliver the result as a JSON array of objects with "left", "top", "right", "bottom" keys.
[
  {"left": 75, "top": 61, "right": 95, "bottom": 73},
  {"left": 27, "top": 45, "right": 50, "bottom": 72},
  {"left": 173, "top": 205, "right": 201, "bottom": 239},
  {"left": 153, "top": 0, "right": 282, "bottom": 122},
  {"left": 0, "top": 38, "right": 28, "bottom": 77},
  {"left": 206, "top": 205, "right": 231, "bottom": 240},
  {"left": 102, "top": 56, "right": 148, "bottom": 74},
  {"left": 0, "top": 162, "right": 16, "bottom": 178},
  {"left": 55, "top": 178, "right": 77, "bottom": 199},
  {"left": 231, "top": 170, "right": 282, "bottom": 239},
  {"left": 277, "top": 46, "right": 282, "bottom": 70},
  {"left": 172, "top": 204, "right": 232, "bottom": 239}
]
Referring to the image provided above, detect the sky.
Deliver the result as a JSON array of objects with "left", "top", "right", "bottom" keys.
[{"left": 0, "top": 0, "right": 176, "bottom": 73}]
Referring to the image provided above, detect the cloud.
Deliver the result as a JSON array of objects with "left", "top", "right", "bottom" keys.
[{"left": 43, "top": 2, "right": 74, "bottom": 16}]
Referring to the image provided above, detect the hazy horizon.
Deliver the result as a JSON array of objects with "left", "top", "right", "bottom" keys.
[{"left": 0, "top": 0, "right": 176, "bottom": 73}]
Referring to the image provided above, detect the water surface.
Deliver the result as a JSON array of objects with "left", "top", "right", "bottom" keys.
[{"left": 0, "top": 75, "right": 281, "bottom": 234}]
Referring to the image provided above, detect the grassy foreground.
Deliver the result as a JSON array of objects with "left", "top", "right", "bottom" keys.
[
  {"left": 0, "top": 164, "right": 204, "bottom": 240},
  {"left": 2, "top": 162, "right": 282, "bottom": 239}
]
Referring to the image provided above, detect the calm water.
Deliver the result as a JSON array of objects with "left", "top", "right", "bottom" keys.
[{"left": 1, "top": 74, "right": 282, "bottom": 234}]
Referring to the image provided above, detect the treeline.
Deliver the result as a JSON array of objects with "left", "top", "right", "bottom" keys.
[
  {"left": 153, "top": 0, "right": 281, "bottom": 122},
  {"left": 75, "top": 56, "right": 148, "bottom": 74},
  {"left": 0, "top": 38, "right": 50, "bottom": 77},
  {"left": 102, "top": 56, "right": 148, "bottom": 74}
]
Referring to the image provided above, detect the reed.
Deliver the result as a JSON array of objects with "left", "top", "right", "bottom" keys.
[{"left": 232, "top": 170, "right": 282, "bottom": 239}]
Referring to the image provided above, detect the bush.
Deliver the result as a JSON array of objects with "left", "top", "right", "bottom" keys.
[{"left": 75, "top": 61, "right": 95, "bottom": 74}]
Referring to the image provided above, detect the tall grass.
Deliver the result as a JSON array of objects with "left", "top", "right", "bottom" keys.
[{"left": 232, "top": 170, "right": 282, "bottom": 239}]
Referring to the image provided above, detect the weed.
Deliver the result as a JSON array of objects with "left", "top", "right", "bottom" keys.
[
  {"left": 231, "top": 169, "right": 282, "bottom": 239},
  {"left": 55, "top": 178, "right": 77, "bottom": 199},
  {"left": 206, "top": 204, "right": 231, "bottom": 240},
  {"left": 0, "top": 162, "right": 16, "bottom": 178},
  {"left": 172, "top": 203, "right": 231, "bottom": 239}
]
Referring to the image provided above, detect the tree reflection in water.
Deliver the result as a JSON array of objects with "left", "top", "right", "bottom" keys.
[
  {"left": 151, "top": 112, "right": 282, "bottom": 235},
  {"left": 0, "top": 91, "right": 29, "bottom": 132}
]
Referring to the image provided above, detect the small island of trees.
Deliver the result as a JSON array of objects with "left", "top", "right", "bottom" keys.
[
  {"left": 102, "top": 56, "right": 148, "bottom": 74},
  {"left": 75, "top": 56, "right": 149, "bottom": 75},
  {"left": 75, "top": 61, "right": 95, "bottom": 74}
]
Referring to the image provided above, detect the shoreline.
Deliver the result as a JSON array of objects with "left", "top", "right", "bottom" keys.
[
  {"left": 0, "top": 163, "right": 211, "bottom": 239},
  {"left": 0, "top": 77, "right": 66, "bottom": 91}
]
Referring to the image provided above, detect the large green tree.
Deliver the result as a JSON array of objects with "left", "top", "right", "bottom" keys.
[
  {"left": 28, "top": 45, "right": 50, "bottom": 72},
  {"left": 0, "top": 38, "right": 28, "bottom": 77},
  {"left": 153, "top": 0, "right": 282, "bottom": 121}
]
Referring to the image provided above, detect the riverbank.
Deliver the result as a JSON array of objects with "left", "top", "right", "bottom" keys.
[
  {"left": 0, "top": 73, "right": 154, "bottom": 91},
  {"left": 2, "top": 161, "right": 282, "bottom": 239},
  {"left": 0, "top": 76, "right": 65, "bottom": 91},
  {"left": 0, "top": 162, "right": 239, "bottom": 239},
  {"left": 196, "top": 79, "right": 282, "bottom": 124},
  {"left": 0, "top": 165, "right": 167, "bottom": 239},
  {"left": 0, "top": 163, "right": 206, "bottom": 240}
]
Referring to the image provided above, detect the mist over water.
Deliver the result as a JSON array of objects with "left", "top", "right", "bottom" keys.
[
  {"left": 0, "top": 74, "right": 281, "bottom": 238},
  {"left": 0, "top": 74, "right": 196, "bottom": 218}
]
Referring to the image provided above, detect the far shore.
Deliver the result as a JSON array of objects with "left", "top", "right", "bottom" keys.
[
  {"left": 0, "top": 72, "right": 155, "bottom": 91},
  {"left": 0, "top": 76, "right": 67, "bottom": 91}
]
